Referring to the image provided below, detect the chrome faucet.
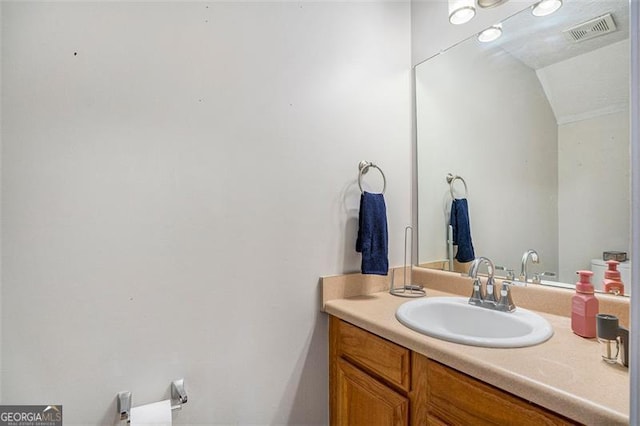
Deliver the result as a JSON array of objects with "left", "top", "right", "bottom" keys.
[
  {"left": 468, "top": 256, "right": 516, "bottom": 312},
  {"left": 468, "top": 257, "right": 497, "bottom": 307},
  {"left": 519, "top": 249, "right": 540, "bottom": 283}
]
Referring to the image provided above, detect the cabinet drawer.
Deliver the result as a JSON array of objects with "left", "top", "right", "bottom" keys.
[
  {"left": 425, "top": 359, "right": 576, "bottom": 425},
  {"left": 332, "top": 318, "right": 411, "bottom": 391}
]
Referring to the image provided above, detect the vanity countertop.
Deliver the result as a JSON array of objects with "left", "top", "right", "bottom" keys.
[{"left": 324, "top": 285, "right": 629, "bottom": 425}]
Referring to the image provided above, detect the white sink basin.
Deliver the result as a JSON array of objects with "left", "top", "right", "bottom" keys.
[{"left": 396, "top": 297, "right": 553, "bottom": 348}]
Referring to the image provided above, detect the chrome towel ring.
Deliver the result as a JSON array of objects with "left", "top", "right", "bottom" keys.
[
  {"left": 446, "top": 173, "right": 468, "bottom": 199},
  {"left": 358, "top": 161, "right": 387, "bottom": 194}
]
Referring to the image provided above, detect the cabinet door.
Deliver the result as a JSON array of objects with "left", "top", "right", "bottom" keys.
[{"left": 335, "top": 358, "right": 409, "bottom": 426}]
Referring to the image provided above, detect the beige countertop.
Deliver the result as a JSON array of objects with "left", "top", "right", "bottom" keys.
[{"left": 322, "top": 268, "right": 629, "bottom": 425}]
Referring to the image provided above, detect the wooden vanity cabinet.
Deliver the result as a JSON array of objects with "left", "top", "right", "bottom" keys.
[
  {"left": 329, "top": 316, "right": 578, "bottom": 426},
  {"left": 330, "top": 316, "right": 410, "bottom": 425}
]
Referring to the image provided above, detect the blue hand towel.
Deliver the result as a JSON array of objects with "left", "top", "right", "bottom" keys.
[
  {"left": 450, "top": 198, "right": 475, "bottom": 263},
  {"left": 356, "top": 192, "right": 389, "bottom": 275}
]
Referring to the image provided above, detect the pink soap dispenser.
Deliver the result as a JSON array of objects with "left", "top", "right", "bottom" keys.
[
  {"left": 572, "top": 270, "right": 599, "bottom": 338},
  {"left": 603, "top": 260, "right": 625, "bottom": 296}
]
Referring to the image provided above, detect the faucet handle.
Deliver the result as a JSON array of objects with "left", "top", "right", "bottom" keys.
[
  {"left": 469, "top": 277, "right": 483, "bottom": 306},
  {"left": 495, "top": 266, "right": 515, "bottom": 280},
  {"left": 484, "top": 276, "right": 498, "bottom": 304},
  {"left": 496, "top": 281, "right": 516, "bottom": 312},
  {"left": 505, "top": 269, "right": 515, "bottom": 280},
  {"left": 532, "top": 272, "right": 556, "bottom": 284}
]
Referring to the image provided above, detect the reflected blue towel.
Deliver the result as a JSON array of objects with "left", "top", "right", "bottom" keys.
[
  {"left": 356, "top": 192, "right": 389, "bottom": 275},
  {"left": 450, "top": 198, "right": 475, "bottom": 263}
]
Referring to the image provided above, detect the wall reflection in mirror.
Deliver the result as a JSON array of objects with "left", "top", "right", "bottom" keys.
[{"left": 416, "top": 0, "right": 630, "bottom": 295}]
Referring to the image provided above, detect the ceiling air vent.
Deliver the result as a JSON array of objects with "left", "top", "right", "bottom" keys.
[{"left": 563, "top": 13, "right": 617, "bottom": 43}]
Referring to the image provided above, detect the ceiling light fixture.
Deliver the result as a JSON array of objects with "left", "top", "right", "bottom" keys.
[
  {"left": 478, "top": 0, "right": 510, "bottom": 8},
  {"left": 477, "top": 25, "right": 503, "bottom": 43},
  {"left": 449, "top": 0, "right": 476, "bottom": 25},
  {"left": 531, "top": 0, "right": 563, "bottom": 17}
]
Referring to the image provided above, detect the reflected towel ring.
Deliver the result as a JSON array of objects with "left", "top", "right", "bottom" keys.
[
  {"left": 358, "top": 161, "right": 387, "bottom": 194},
  {"left": 446, "top": 173, "right": 468, "bottom": 199}
]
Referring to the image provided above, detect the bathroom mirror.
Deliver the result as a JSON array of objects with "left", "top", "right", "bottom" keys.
[{"left": 415, "top": 0, "right": 630, "bottom": 292}]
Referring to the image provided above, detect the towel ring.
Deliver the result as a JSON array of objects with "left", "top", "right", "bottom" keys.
[
  {"left": 446, "top": 173, "right": 468, "bottom": 199},
  {"left": 358, "top": 161, "right": 386, "bottom": 194}
]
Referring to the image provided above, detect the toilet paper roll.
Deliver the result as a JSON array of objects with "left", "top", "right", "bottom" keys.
[{"left": 130, "top": 399, "right": 172, "bottom": 426}]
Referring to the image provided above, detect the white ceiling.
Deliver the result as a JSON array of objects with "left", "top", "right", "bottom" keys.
[
  {"left": 536, "top": 38, "right": 629, "bottom": 124},
  {"left": 492, "top": 0, "right": 630, "bottom": 123},
  {"left": 497, "top": 0, "right": 629, "bottom": 70}
]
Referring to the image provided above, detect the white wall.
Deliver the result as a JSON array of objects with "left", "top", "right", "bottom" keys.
[
  {"left": 416, "top": 40, "right": 559, "bottom": 274},
  {"left": 0, "top": 2, "right": 411, "bottom": 424},
  {"left": 558, "top": 111, "right": 630, "bottom": 283}
]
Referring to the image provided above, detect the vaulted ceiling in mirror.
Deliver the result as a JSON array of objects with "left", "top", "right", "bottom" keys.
[{"left": 495, "top": 0, "right": 628, "bottom": 69}]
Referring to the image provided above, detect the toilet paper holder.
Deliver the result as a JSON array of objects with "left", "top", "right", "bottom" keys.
[
  {"left": 117, "top": 378, "right": 187, "bottom": 423},
  {"left": 117, "top": 391, "right": 132, "bottom": 421},
  {"left": 171, "top": 379, "right": 187, "bottom": 405}
]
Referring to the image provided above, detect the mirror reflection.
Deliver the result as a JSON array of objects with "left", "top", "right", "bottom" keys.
[{"left": 415, "top": 0, "right": 630, "bottom": 293}]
